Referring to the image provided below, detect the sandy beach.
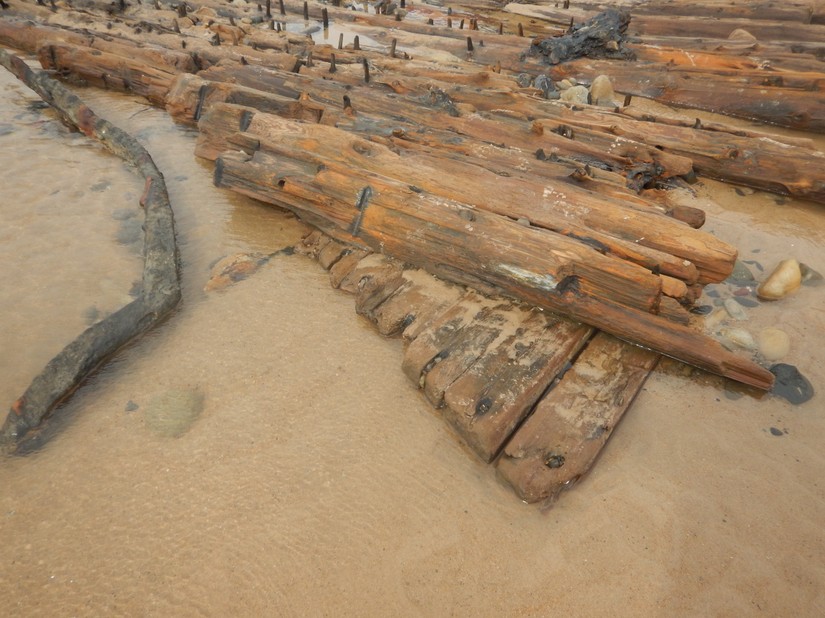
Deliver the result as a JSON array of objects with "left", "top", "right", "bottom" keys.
[{"left": 1, "top": 56, "right": 824, "bottom": 616}]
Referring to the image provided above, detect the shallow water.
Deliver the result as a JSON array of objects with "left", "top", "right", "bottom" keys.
[{"left": 1, "top": 62, "right": 824, "bottom": 616}]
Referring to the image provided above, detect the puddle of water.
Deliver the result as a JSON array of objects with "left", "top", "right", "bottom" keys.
[{"left": 1, "top": 61, "right": 824, "bottom": 615}]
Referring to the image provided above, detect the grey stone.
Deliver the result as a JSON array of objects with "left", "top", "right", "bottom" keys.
[{"left": 770, "top": 364, "right": 814, "bottom": 405}]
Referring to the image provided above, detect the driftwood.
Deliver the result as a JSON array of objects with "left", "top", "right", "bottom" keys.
[{"left": 0, "top": 50, "right": 181, "bottom": 453}]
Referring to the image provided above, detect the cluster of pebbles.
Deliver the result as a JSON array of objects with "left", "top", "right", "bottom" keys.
[
  {"left": 697, "top": 257, "right": 820, "bottom": 404},
  {"left": 515, "top": 73, "right": 617, "bottom": 107}
]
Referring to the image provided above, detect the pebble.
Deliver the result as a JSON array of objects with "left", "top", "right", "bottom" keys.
[
  {"left": 690, "top": 304, "right": 713, "bottom": 315},
  {"left": 733, "top": 296, "right": 759, "bottom": 308},
  {"left": 557, "top": 79, "right": 573, "bottom": 90},
  {"left": 725, "top": 260, "right": 755, "bottom": 285},
  {"left": 723, "top": 297, "right": 748, "bottom": 320},
  {"left": 757, "top": 258, "right": 802, "bottom": 300},
  {"left": 770, "top": 363, "right": 814, "bottom": 405},
  {"left": 758, "top": 328, "right": 790, "bottom": 361},
  {"left": 717, "top": 326, "right": 757, "bottom": 351},
  {"left": 144, "top": 389, "right": 204, "bottom": 437},
  {"left": 728, "top": 28, "right": 757, "bottom": 42},
  {"left": 703, "top": 308, "right": 727, "bottom": 331},
  {"left": 589, "top": 75, "right": 615, "bottom": 107},
  {"left": 125, "top": 400, "right": 139, "bottom": 412},
  {"left": 516, "top": 73, "right": 532, "bottom": 88},
  {"left": 534, "top": 74, "right": 556, "bottom": 99},
  {"left": 560, "top": 85, "right": 589, "bottom": 105}
]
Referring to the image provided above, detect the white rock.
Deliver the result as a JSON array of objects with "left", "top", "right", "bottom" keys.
[
  {"left": 589, "top": 75, "right": 615, "bottom": 107},
  {"left": 718, "top": 327, "right": 757, "bottom": 351},
  {"left": 703, "top": 308, "right": 728, "bottom": 331},
  {"left": 758, "top": 328, "right": 790, "bottom": 361},
  {"left": 723, "top": 297, "right": 748, "bottom": 320},
  {"left": 757, "top": 258, "right": 802, "bottom": 300},
  {"left": 560, "top": 85, "right": 589, "bottom": 105}
]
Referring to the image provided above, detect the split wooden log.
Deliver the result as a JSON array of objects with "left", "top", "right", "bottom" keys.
[
  {"left": 169, "top": 69, "right": 728, "bottom": 279},
  {"left": 38, "top": 42, "right": 178, "bottom": 105},
  {"left": 496, "top": 331, "right": 659, "bottom": 503},
  {"left": 547, "top": 57, "right": 825, "bottom": 133},
  {"left": 190, "top": 101, "right": 733, "bottom": 286},
  {"left": 0, "top": 50, "right": 181, "bottom": 452},
  {"left": 190, "top": 63, "right": 689, "bottom": 186},
  {"left": 536, "top": 107, "right": 825, "bottom": 203}
]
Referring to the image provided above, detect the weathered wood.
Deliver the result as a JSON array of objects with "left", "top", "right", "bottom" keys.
[
  {"left": 335, "top": 253, "right": 404, "bottom": 295},
  {"left": 402, "top": 292, "right": 503, "bottom": 391},
  {"left": 328, "top": 247, "right": 372, "bottom": 289},
  {"left": 192, "top": 101, "right": 734, "bottom": 285},
  {"left": 213, "top": 147, "right": 773, "bottom": 389},
  {"left": 369, "top": 269, "right": 466, "bottom": 339},
  {"left": 442, "top": 308, "right": 593, "bottom": 462},
  {"left": 496, "top": 332, "right": 659, "bottom": 504},
  {"left": 167, "top": 74, "right": 325, "bottom": 126},
  {"left": 214, "top": 147, "right": 666, "bottom": 313},
  {"left": 551, "top": 107, "right": 825, "bottom": 202},
  {"left": 548, "top": 58, "right": 825, "bottom": 133},
  {"left": 0, "top": 50, "right": 181, "bottom": 452},
  {"left": 38, "top": 42, "right": 177, "bottom": 105}
]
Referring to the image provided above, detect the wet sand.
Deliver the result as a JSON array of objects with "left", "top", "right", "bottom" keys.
[{"left": 1, "top": 66, "right": 824, "bottom": 616}]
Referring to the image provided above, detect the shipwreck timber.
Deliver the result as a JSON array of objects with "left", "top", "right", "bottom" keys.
[{"left": 1, "top": 0, "right": 822, "bottom": 502}]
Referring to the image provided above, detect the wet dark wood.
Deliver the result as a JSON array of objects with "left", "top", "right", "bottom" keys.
[{"left": 0, "top": 50, "right": 181, "bottom": 453}]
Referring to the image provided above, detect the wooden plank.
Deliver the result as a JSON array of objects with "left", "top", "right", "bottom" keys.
[
  {"left": 317, "top": 239, "right": 348, "bottom": 270},
  {"left": 496, "top": 332, "right": 659, "bottom": 503},
  {"left": 335, "top": 253, "right": 405, "bottom": 295},
  {"left": 442, "top": 309, "right": 594, "bottom": 462},
  {"left": 328, "top": 248, "right": 372, "bottom": 289},
  {"left": 401, "top": 292, "right": 514, "bottom": 406},
  {"left": 369, "top": 268, "right": 465, "bottom": 339}
]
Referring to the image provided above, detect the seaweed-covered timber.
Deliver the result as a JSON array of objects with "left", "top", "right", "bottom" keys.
[
  {"left": 3, "top": 0, "right": 825, "bottom": 498},
  {"left": 0, "top": 50, "right": 181, "bottom": 453}
]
